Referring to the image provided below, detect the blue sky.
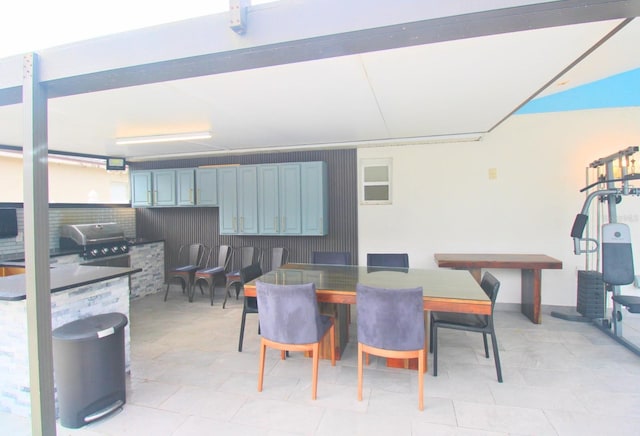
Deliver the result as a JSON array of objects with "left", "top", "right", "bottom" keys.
[{"left": 517, "top": 67, "right": 640, "bottom": 114}]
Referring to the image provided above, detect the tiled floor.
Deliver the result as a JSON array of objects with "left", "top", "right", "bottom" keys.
[{"left": 3, "top": 287, "right": 640, "bottom": 435}]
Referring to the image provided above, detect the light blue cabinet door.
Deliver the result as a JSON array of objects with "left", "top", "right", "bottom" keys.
[
  {"left": 176, "top": 169, "right": 195, "bottom": 206},
  {"left": 300, "top": 162, "right": 328, "bottom": 235},
  {"left": 258, "top": 165, "right": 280, "bottom": 234},
  {"left": 279, "top": 164, "right": 302, "bottom": 235},
  {"left": 196, "top": 168, "right": 218, "bottom": 206},
  {"left": 153, "top": 170, "right": 177, "bottom": 206},
  {"left": 131, "top": 171, "right": 152, "bottom": 207},
  {"left": 237, "top": 166, "right": 258, "bottom": 234},
  {"left": 218, "top": 167, "right": 238, "bottom": 234}
]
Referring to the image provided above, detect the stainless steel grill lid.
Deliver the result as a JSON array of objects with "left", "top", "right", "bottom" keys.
[{"left": 60, "top": 223, "right": 125, "bottom": 246}]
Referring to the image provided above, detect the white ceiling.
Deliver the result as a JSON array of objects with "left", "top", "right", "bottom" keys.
[{"left": 0, "top": 16, "right": 638, "bottom": 161}]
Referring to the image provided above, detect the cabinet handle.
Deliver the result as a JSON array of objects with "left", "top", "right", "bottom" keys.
[
  {"left": 241, "top": 217, "right": 244, "bottom": 232},
  {"left": 232, "top": 216, "right": 237, "bottom": 232},
  {"left": 274, "top": 217, "right": 278, "bottom": 232},
  {"left": 190, "top": 188, "right": 193, "bottom": 203},
  {"left": 154, "top": 190, "right": 158, "bottom": 204},
  {"left": 147, "top": 191, "right": 151, "bottom": 203},
  {"left": 282, "top": 217, "right": 286, "bottom": 232}
]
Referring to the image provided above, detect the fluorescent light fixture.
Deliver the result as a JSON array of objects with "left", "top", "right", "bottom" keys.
[{"left": 116, "top": 131, "right": 212, "bottom": 145}]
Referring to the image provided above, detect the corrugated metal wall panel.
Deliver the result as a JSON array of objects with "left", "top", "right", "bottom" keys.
[{"left": 133, "top": 149, "right": 358, "bottom": 277}]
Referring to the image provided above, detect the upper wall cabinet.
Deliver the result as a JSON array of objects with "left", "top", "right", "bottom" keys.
[
  {"left": 258, "top": 164, "right": 302, "bottom": 235},
  {"left": 132, "top": 168, "right": 218, "bottom": 207},
  {"left": 131, "top": 170, "right": 176, "bottom": 207},
  {"left": 219, "top": 166, "right": 259, "bottom": 235},
  {"left": 176, "top": 169, "right": 195, "bottom": 206},
  {"left": 220, "top": 161, "right": 327, "bottom": 236},
  {"left": 195, "top": 168, "right": 218, "bottom": 206}
]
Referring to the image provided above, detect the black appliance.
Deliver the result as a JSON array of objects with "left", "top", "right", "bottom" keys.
[
  {"left": 0, "top": 208, "right": 18, "bottom": 238},
  {"left": 59, "top": 223, "right": 129, "bottom": 265}
]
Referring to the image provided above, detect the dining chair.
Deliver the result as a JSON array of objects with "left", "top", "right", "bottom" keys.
[
  {"left": 311, "top": 251, "right": 351, "bottom": 265},
  {"left": 164, "top": 243, "right": 206, "bottom": 302},
  {"left": 223, "top": 246, "right": 260, "bottom": 308},
  {"left": 270, "top": 247, "right": 288, "bottom": 271},
  {"left": 193, "top": 245, "right": 233, "bottom": 305},
  {"left": 430, "top": 271, "right": 503, "bottom": 382},
  {"left": 366, "top": 253, "right": 409, "bottom": 269},
  {"left": 238, "top": 263, "right": 264, "bottom": 352},
  {"left": 256, "top": 281, "right": 335, "bottom": 399},
  {"left": 356, "top": 283, "right": 426, "bottom": 410},
  {"left": 311, "top": 250, "right": 352, "bottom": 324}
]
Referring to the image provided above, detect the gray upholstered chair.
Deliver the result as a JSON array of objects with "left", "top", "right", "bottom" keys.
[
  {"left": 356, "top": 283, "right": 426, "bottom": 410},
  {"left": 430, "top": 271, "right": 503, "bottom": 382},
  {"left": 256, "top": 281, "right": 335, "bottom": 400}
]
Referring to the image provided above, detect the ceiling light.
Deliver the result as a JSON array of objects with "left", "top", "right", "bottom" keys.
[{"left": 116, "top": 131, "right": 212, "bottom": 145}]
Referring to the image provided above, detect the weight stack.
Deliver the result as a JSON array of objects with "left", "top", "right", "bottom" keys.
[{"left": 576, "top": 270, "right": 605, "bottom": 319}]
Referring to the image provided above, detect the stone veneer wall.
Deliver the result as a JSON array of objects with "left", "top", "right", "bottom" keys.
[
  {"left": 0, "top": 276, "right": 130, "bottom": 417},
  {"left": 129, "top": 241, "right": 165, "bottom": 299}
]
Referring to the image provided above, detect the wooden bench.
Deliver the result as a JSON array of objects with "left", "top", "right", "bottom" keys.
[{"left": 434, "top": 253, "right": 563, "bottom": 324}]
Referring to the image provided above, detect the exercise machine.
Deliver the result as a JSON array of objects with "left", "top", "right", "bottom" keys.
[{"left": 560, "top": 146, "right": 640, "bottom": 356}]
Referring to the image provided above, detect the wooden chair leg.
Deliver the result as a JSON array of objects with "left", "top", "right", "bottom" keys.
[
  {"left": 258, "top": 339, "right": 266, "bottom": 392},
  {"left": 329, "top": 322, "right": 336, "bottom": 366},
  {"left": 357, "top": 342, "right": 363, "bottom": 402},
  {"left": 311, "top": 343, "right": 319, "bottom": 400},
  {"left": 280, "top": 350, "right": 286, "bottom": 360},
  {"left": 418, "top": 349, "right": 425, "bottom": 411}
]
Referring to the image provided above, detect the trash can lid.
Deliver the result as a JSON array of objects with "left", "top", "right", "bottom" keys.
[{"left": 52, "top": 312, "right": 128, "bottom": 341}]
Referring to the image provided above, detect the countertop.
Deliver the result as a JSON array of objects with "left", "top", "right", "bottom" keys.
[
  {"left": 0, "top": 264, "right": 142, "bottom": 301},
  {"left": 0, "top": 238, "right": 164, "bottom": 263}
]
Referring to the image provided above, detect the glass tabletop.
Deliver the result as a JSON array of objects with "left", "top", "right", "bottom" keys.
[{"left": 251, "top": 263, "right": 489, "bottom": 302}]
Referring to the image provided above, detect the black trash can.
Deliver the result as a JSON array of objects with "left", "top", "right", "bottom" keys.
[{"left": 52, "top": 312, "right": 128, "bottom": 428}]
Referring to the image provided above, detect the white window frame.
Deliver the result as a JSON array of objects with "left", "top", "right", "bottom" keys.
[{"left": 359, "top": 158, "right": 392, "bottom": 205}]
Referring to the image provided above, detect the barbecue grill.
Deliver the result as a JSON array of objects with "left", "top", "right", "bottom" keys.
[{"left": 59, "top": 223, "right": 129, "bottom": 264}]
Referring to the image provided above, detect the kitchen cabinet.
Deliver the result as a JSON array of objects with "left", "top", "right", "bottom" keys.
[
  {"left": 130, "top": 170, "right": 176, "bottom": 207},
  {"left": 131, "top": 171, "right": 153, "bottom": 207},
  {"left": 219, "top": 165, "right": 258, "bottom": 235},
  {"left": 220, "top": 161, "right": 326, "bottom": 236},
  {"left": 237, "top": 166, "right": 259, "bottom": 234},
  {"left": 153, "top": 170, "right": 177, "bottom": 206},
  {"left": 195, "top": 168, "right": 218, "bottom": 206},
  {"left": 218, "top": 167, "right": 238, "bottom": 234},
  {"left": 132, "top": 168, "right": 218, "bottom": 207},
  {"left": 300, "top": 161, "right": 328, "bottom": 235},
  {"left": 258, "top": 164, "right": 302, "bottom": 235},
  {"left": 177, "top": 169, "right": 195, "bottom": 206}
]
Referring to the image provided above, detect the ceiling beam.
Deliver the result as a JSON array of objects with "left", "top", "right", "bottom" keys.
[{"left": 0, "top": 0, "right": 639, "bottom": 106}]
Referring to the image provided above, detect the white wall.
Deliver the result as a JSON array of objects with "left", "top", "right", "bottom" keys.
[
  {"left": 357, "top": 108, "right": 640, "bottom": 307},
  {"left": 0, "top": 155, "right": 130, "bottom": 203}
]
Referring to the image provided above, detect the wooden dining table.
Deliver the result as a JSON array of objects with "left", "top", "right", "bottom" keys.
[
  {"left": 243, "top": 263, "right": 491, "bottom": 363},
  {"left": 434, "top": 253, "right": 563, "bottom": 324}
]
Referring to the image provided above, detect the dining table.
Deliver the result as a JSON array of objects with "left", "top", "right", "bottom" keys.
[
  {"left": 243, "top": 263, "right": 491, "bottom": 366},
  {"left": 434, "top": 253, "right": 563, "bottom": 324}
]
